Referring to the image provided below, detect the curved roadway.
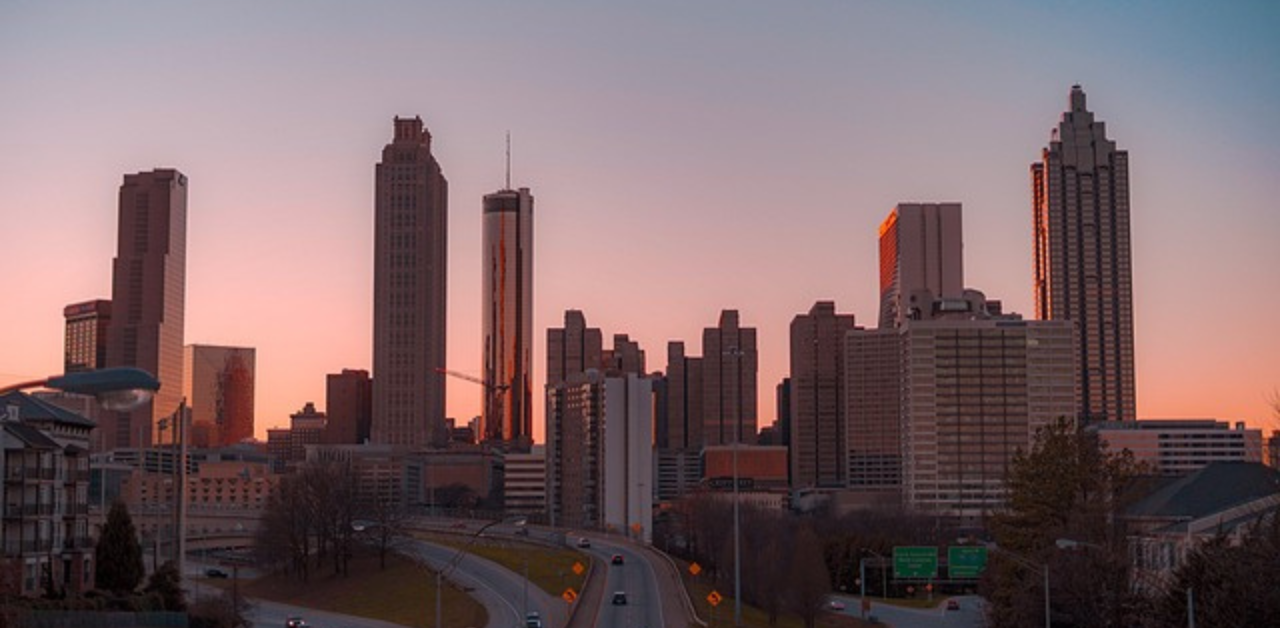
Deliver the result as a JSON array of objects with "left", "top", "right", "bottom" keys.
[{"left": 407, "top": 538, "right": 563, "bottom": 628}]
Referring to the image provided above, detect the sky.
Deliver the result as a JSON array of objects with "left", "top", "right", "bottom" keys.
[{"left": 2, "top": 1, "right": 1279, "bottom": 441}]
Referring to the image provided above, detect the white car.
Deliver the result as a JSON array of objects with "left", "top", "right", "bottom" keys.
[
  {"left": 827, "top": 599, "right": 847, "bottom": 611},
  {"left": 576, "top": 537, "right": 591, "bottom": 548}
]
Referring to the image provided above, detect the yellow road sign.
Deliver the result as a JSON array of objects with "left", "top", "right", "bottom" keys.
[
  {"left": 631, "top": 522, "right": 642, "bottom": 533},
  {"left": 688, "top": 562, "right": 702, "bottom": 576},
  {"left": 562, "top": 588, "right": 578, "bottom": 604},
  {"left": 572, "top": 561, "right": 585, "bottom": 575},
  {"left": 707, "top": 590, "right": 723, "bottom": 607}
]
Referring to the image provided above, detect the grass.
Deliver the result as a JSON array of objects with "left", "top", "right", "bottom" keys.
[
  {"left": 673, "top": 558, "right": 874, "bottom": 628},
  {"left": 417, "top": 532, "right": 590, "bottom": 599},
  {"left": 237, "top": 553, "right": 487, "bottom": 628}
]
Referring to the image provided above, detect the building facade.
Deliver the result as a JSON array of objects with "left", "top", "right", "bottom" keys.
[
  {"left": 702, "top": 310, "right": 758, "bottom": 447},
  {"left": 603, "top": 334, "right": 646, "bottom": 376},
  {"left": 546, "top": 310, "right": 603, "bottom": 388},
  {"left": 183, "top": 345, "right": 255, "bottom": 448},
  {"left": 503, "top": 446, "right": 546, "bottom": 519},
  {"left": 481, "top": 187, "right": 534, "bottom": 449},
  {"left": 104, "top": 169, "right": 187, "bottom": 451},
  {"left": 878, "top": 203, "right": 964, "bottom": 329},
  {"left": 789, "top": 301, "right": 856, "bottom": 489},
  {"left": 1095, "top": 420, "right": 1263, "bottom": 476},
  {"left": 1032, "top": 85, "right": 1136, "bottom": 423},
  {"left": 844, "top": 327, "right": 903, "bottom": 495},
  {"left": 372, "top": 116, "right": 448, "bottom": 447},
  {"left": 63, "top": 300, "right": 112, "bottom": 374},
  {"left": 662, "top": 341, "right": 703, "bottom": 452},
  {"left": 325, "top": 369, "right": 372, "bottom": 445}
]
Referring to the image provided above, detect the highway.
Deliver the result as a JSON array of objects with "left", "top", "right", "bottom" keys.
[{"left": 408, "top": 538, "right": 563, "bottom": 628}]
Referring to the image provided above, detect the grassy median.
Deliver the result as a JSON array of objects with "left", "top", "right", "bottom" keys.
[
  {"left": 417, "top": 532, "right": 590, "bottom": 600},
  {"left": 239, "top": 553, "right": 487, "bottom": 628}
]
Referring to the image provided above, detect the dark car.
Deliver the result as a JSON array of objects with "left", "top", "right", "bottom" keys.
[
  {"left": 612, "top": 591, "right": 628, "bottom": 605},
  {"left": 611, "top": 554, "right": 624, "bottom": 565},
  {"left": 946, "top": 599, "right": 961, "bottom": 611},
  {"left": 285, "top": 618, "right": 307, "bottom": 628},
  {"left": 204, "top": 568, "right": 229, "bottom": 579}
]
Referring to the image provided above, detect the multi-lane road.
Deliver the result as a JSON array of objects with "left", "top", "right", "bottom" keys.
[{"left": 580, "top": 536, "right": 665, "bottom": 628}]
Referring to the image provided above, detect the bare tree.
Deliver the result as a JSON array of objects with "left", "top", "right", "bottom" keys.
[{"left": 787, "top": 523, "right": 831, "bottom": 628}]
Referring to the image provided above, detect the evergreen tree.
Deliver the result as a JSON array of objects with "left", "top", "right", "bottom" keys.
[
  {"left": 145, "top": 560, "right": 185, "bottom": 611},
  {"left": 94, "top": 501, "right": 144, "bottom": 594}
]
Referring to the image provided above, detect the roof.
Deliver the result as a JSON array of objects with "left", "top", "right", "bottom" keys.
[
  {"left": 1125, "top": 462, "right": 1280, "bottom": 520},
  {"left": 3, "top": 422, "right": 61, "bottom": 449},
  {"left": 0, "top": 391, "right": 97, "bottom": 428}
]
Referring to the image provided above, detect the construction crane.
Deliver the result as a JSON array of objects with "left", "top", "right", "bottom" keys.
[{"left": 435, "top": 368, "right": 510, "bottom": 393}]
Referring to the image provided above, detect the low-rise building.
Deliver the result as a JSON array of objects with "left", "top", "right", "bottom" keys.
[
  {"left": 504, "top": 446, "right": 546, "bottom": 519},
  {"left": 1095, "top": 420, "right": 1263, "bottom": 476}
]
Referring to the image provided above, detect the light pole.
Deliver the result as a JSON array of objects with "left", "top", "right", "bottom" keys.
[
  {"left": 1056, "top": 538, "right": 1195, "bottom": 628},
  {"left": 724, "top": 346, "right": 746, "bottom": 627},
  {"left": 986, "top": 544, "right": 1049, "bottom": 628},
  {"left": 0, "top": 367, "right": 160, "bottom": 407}
]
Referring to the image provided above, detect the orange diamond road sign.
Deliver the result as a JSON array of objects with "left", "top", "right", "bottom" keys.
[
  {"left": 631, "top": 522, "right": 642, "bottom": 533},
  {"left": 707, "top": 590, "right": 723, "bottom": 607},
  {"left": 562, "top": 588, "right": 578, "bottom": 604},
  {"left": 689, "top": 562, "right": 702, "bottom": 576},
  {"left": 572, "top": 561, "right": 585, "bottom": 575}
]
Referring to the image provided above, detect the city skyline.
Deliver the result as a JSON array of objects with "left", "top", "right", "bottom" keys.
[{"left": 3, "top": 2, "right": 1279, "bottom": 441}]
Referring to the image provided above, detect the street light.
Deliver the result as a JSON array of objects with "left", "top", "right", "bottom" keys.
[
  {"left": 985, "top": 543, "right": 1050, "bottom": 628},
  {"left": 0, "top": 367, "right": 160, "bottom": 411},
  {"left": 1056, "top": 538, "right": 1196, "bottom": 628},
  {"left": 858, "top": 547, "right": 888, "bottom": 618}
]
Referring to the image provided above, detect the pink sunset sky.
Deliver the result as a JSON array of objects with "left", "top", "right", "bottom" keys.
[{"left": 2, "top": 2, "right": 1278, "bottom": 441}]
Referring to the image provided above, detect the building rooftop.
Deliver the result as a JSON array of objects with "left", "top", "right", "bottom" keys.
[{"left": 1126, "top": 462, "right": 1280, "bottom": 521}]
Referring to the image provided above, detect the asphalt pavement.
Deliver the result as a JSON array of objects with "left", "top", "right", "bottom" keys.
[
  {"left": 829, "top": 594, "right": 987, "bottom": 628},
  {"left": 582, "top": 538, "right": 664, "bottom": 628},
  {"left": 408, "top": 538, "right": 564, "bottom": 628}
]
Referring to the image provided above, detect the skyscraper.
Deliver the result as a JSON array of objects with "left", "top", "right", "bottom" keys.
[
  {"left": 702, "top": 310, "right": 758, "bottom": 446},
  {"left": 64, "top": 299, "right": 111, "bottom": 373},
  {"left": 1032, "top": 85, "right": 1136, "bottom": 423},
  {"left": 182, "top": 345, "right": 255, "bottom": 447},
  {"left": 878, "top": 203, "right": 964, "bottom": 329},
  {"left": 603, "top": 334, "right": 646, "bottom": 376},
  {"left": 546, "top": 310, "right": 603, "bottom": 387},
  {"left": 662, "top": 341, "right": 703, "bottom": 451},
  {"left": 789, "top": 301, "right": 856, "bottom": 489},
  {"left": 372, "top": 117, "right": 448, "bottom": 447},
  {"left": 481, "top": 186, "right": 534, "bottom": 449},
  {"left": 325, "top": 369, "right": 373, "bottom": 445},
  {"left": 103, "top": 169, "right": 187, "bottom": 450}
]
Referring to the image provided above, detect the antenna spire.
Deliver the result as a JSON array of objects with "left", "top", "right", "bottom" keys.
[{"left": 505, "top": 131, "right": 511, "bottom": 190}]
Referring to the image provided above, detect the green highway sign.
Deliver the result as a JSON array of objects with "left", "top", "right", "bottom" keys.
[
  {"left": 948, "top": 546, "right": 988, "bottom": 578},
  {"left": 893, "top": 546, "right": 938, "bottom": 579}
]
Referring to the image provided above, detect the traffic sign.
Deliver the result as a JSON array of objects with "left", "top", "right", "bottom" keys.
[
  {"left": 562, "top": 588, "right": 578, "bottom": 604},
  {"left": 571, "top": 561, "right": 585, "bottom": 576},
  {"left": 947, "top": 546, "right": 988, "bottom": 578},
  {"left": 631, "top": 522, "right": 642, "bottom": 534},
  {"left": 689, "top": 562, "right": 702, "bottom": 576},
  {"left": 893, "top": 547, "right": 938, "bottom": 579},
  {"left": 707, "top": 590, "right": 723, "bottom": 607}
]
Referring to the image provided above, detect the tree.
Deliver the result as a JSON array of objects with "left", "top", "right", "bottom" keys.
[
  {"left": 144, "top": 560, "right": 185, "bottom": 611},
  {"left": 1156, "top": 514, "right": 1280, "bottom": 627},
  {"left": 94, "top": 501, "right": 145, "bottom": 594},
  {"left": 984, "top": 417, "right": 1148, "bottom": 628},
  {"left": 786, "top": 523, "right": 831, "bottom": 628}
]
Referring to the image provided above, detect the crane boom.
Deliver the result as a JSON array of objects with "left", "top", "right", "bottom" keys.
[{"left": 435, "top": 368, "right": 510, "bottom": 391}]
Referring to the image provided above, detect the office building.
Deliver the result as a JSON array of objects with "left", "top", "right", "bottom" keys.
[
  {"left": 481, "top": 186, "right": 534, "bottom": 449},
  {"left": 878, "top": 203, "right": 963, "bottom": 329},
  {"left": 662, "top": 341, "right": 703, "bottom": 452},
  {"left": 603, "top": 334, "right": 646, "bottom": 376},
  {"left": 503, "top": 446, "right": 547, "bottom": 518},
  {"left": 183, "top": 345, "right": 255, "bottom": 447},
  {"left": 844, "top": 327, "right": 903, "bottom": 496},
  {"left": 1032, "top": 85, "right": 1136, "bottom": 422},
  {"left": 702, "top": 310, "right": 758, "bottom": 446},
  {"left": 267, "top": 402, "right": 326, "bottom": 473},
  {"left": 104, "top": 168, "right": 187, "bottom": 451},
  {"left": 1095, "top": 420, "right": 1263, "bottom": 476},
  {"left": 1268, "top": 431, "right": 1279, "bottom": 469},
  {"left": 372, "top": 116, "right": 448, "bottom": 447},
  {"left": 63, "top": 299, "right": 111, "bottom": 373},
  {"left": 789, "top": 301, "right": 856, "bottom": 489},
  {"left": 546, "top": 310, "right": 603, "bottom": 387},
  {"left": 325, "top": 369, "right": 372, "bottom": 445}
]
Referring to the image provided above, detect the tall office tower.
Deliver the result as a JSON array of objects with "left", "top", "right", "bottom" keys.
[
  {"left": 1032, "top": 85, "right": 1136, "bottom": 423},
  {"left": 64, "top": 300, "right": 112, "bottom": 373},
  {"left": 898, "top": 291, "right": 1079, "bottom": 524},
  {"left": 878, "top": 203, "right": 964, "bottom": 329},
  {"left": 481, "top": 186, "right": 534, "bottom": 449},
  {"left": 662, "top": 341, "right": 703, "bottom": 451},
  {"left": 545, "top": 370, "right": 652, "bottom": 539},
  {"left": 603, "top": 334, "right": 646, "bottom": 376},
  {"left": 789, "top": 301, "right": 856, "bottom": 489},
  {"left": 183, "top": 345, "right": 255, "bottom": 447},
  {"left": 775, "top": 377, "right": 791, "bottom": 448},
  {"left": 844, "top": 327, "right": 903, "bottom": 496},
  {"left": 545, "top": 310, "right": 603, "bottom": 387},
  {"left": 325, "top": 369, "right": 373, "bottom": 445},
  {"left": 103, "top": 169, "right": 187, "bottom": 450},
  {"left": 372, "top": 116, "right": 449, "bottom": 447},
  {"left": 702, "top": 310, "right": 758, "bottom": 446}
]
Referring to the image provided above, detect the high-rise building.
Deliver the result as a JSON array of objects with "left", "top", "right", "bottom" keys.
[
  {"left": 104, "top": 168, "right": 187, "bottom": 450},
  {"left": 844, "top": 327, "right": 902, "bottom": 495},
  {"left": 372, "top": 116, "right": 448, "bottom": 447},
  {"left": 325, "top": 369, "right": 373, "bottom": 445},
  {"left": 546, "top": 310, "right": 603, "bottom": 388},
  {"left": 182, "top": 345, "right": 255, "bottom": 447},
  {"left": 662, "top": 341, "right": 703, "bottom": 451},
  {"left": 481, "top": 186, "right": 534, "bottom": 449},
  {"left": 603, "top": 334, "right": 646, "bottom": 376},
  {"left": 64, "top": 300, "right": 111, "bottom": 373},
  {"left": 878, "top": 203, "right": 963, "bottom": 329},
  {"left": 702, "top": 310, "right": 758, "bottom": 446},
  {"left": 789, "top": 302, "right": 856, "bottom": 489},
  {"left": 1032, "top": 85, "right": 1136, "bottom": 423}
]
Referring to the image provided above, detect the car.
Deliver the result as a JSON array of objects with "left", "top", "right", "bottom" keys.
[
  {"left": 612, "top": 591, "right": 628, "bottom": 605},
  {"left": 827, "top": 599, "right": 846, "bottom": 611},
  {"left": 525, "top": 620, "right": 543, "bottom": 628},
  {"left": 525, "top": 611, "right": 541, "bottom": 620},
  {"left": 515, "top": 527, "right": 530, "bottom": 536},
  {"left": 946, "top": 599, "right": 961, "bottom": 611},
  {"left": 611, "top": 554, "right": 624, "bottom": 565},
  {"left": 285, "top": 618, "right": 307, "bottom": 628},
  {"left": 204, "top": 568, "right": 229, "bottom": 579},
  {"left": 576, "top": 537, "right": 591, "bottom": 548}
]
